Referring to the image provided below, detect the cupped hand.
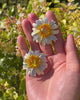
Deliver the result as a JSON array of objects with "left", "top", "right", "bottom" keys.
[{"left": 17, "top": 11, "right": 80, "bottom": 100}]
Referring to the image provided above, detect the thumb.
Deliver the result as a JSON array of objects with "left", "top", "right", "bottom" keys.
[{"left": 66, "top": 34, "right": 80, "bottom": 73}]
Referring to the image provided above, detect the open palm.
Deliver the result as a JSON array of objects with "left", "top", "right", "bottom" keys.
[{"left": 17, "top": 11, "right": 80, "bottom": 100}]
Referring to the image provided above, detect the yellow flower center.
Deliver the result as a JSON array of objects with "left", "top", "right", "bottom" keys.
[
  {"left": 38, "top": 24, "right": 52, "bottom": 38},
  {"left": 25, "top": 55, "right": 41, "bottom": 68}
]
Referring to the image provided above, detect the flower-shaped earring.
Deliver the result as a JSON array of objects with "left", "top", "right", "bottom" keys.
[
  {"left": 23, "top": 50, "right": 47, "bottom": 77},
  {"left": 31, "top": 17, "right": 59, "bottom": 46}
]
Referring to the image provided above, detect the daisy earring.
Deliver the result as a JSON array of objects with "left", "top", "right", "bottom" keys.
[
  {"left": 31, "top": 17, "right": 59, "bottom": 46},
  {"left": 23, "top": 50, "right": 47, "bottom": 77}
]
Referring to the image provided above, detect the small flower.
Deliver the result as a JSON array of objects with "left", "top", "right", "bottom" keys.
[
  {"left": 8, "top": 32, "right": 11, "bottom": 35},
  {"left": 74, "top": 27, "right": 78, "bottom": 36},
  {"left": 39, "top": 0, "right": 44, "bottom": 3},
  {"left": 23, "top": 50, "right": 47, "bottom": 77},
  {"left": 67, "top": 3, "right": 71, "bottom": 6},
  {"left": 19, "top": 13, "right": 24, "bottom": 18},
  {"left": 16, "top": 20, "right": 21, "bottom": 25},
  {"left": 31, "top": 17, "right": 59, "bottom": 46}
]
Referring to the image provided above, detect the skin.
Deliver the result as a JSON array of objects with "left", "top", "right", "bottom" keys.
[{"left": 17, "top": 11, "right": 80, "bottom": 100}]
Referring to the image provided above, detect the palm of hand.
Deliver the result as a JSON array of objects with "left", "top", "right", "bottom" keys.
[
  {"left": 26, "top": 53, "right": 66, "bottom": 100},
  {"left": 26, "top": 53, "right": 80, "bottom": 100},
  {"left": 17, "top": 11, "right": 80, "bottom": 100}
]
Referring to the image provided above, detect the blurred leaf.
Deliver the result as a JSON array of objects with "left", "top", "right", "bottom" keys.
[
  {"left": 52, "top": 0, "right": 60, "bottom": 3},
  {"left": 68, "top": 3, "right": 79, "bottom": 10},
  {"left": 0, "top": 9, "right": 2, "bottom": 14},
  {"left": 68, "top": 0, "right": 74, "bottom": 2},
  {"left": 11, "top": 7, "right": 14, "bottom": 12},
  {"left": 59, "top": 3, "right": 66, "bottom": 9},
  {"left": 16, "top": 95, "right": 25, "bottom": 100},
  {"left": 62, "top": 19, "right": 66, "bottom": 25},
  {"left": 78, "top": 7, "right": 80, "bottom": 9},
  {"left": 2, "top": 3, "right": 7, "bottom": 9},
  {"left": 19, "top": 77, "right": 26, "bottom": 94},
  {"left": 26, "top": 1, "right": 33, "bottom": 14}
]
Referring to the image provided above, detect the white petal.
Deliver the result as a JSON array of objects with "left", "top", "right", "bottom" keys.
[
  {"left": 32, "top": 23, "right": 37, "bottom": 28},
  {"left": 47, "top": 41, "right": 52, "bottom": 44},
  {"left": 36, "top": 38, "right": 41, "bottom": 43},
  {"left": 36, "top": 20, "right": 42, "bottom": 26},
  {"left": 39, "top": 65, "right": 45, "bottom": 70},
  {"left": 23, "top": 64, "right": 28, "bottom": 69},
  {"left": 41, "top": 57, "right": 47, "bottom": 64},
  {"left": 45, "top": 38, "right": 51, "bottom": 44},
  {"left": 34, "top": 68, "right": 41, "bottom": 75},
  {"left": 33, "top": 29, "right": 40, "bottom": 33},
  {"left": 27, "top": 70, "right": 31, "bottom": 75},
  {"left": 32, "top": 28, "right": 37, "bottom": 31},
  {"left": 33, "top": 34, "right": 39, "bottom": 41},
  {"left": 31, "top": 32, "right": 37, "bottom": 36},
  {"left": 44, "top": 17, "right": 48, "bottom": 23},
  {"left": 45, "top": 38, "right": 49, "bottom": 43},
  {"left": 31, "top": 29, "right": 40, "bottom": 36},
  {"left": 23, "top": 59, "right": 28, "bottom": 64},
  {"left": 34, "top": 50, "right": 40, "bottom": 56},
  {"left": 26, "top": 68, "right": 31, "bottom": 75},
  {"left": 39, "top": 53, "right": 45, "bottom": 59},
  {"left": 52, "top": 30, "right": 59, "bottom": 35},
  {"left": 35, "top": 68, "right": 44, "bottom": 75},
  {"left": 16, "top": 20, "right": 21, "bottom": 25},
  {"left": 31, "top": 69, "right": 35, "bottom": 77},
  {"left": 23, "top": 62, "right": 26, "bottom": 65},
  {"left": 39, "top": 0, "right": 44, "bottom": 2},
  {"left": 41, "top": 62, "right": 48, "bottom": 68},
  {"left": 50, "top": 35, "right": 57, "bottom": 41},
  {"left": 24, "top": 54, "right": 29, "bottom": 59},
  {"left": 50, "top": 20, "right": 55, "bottom": 27},
  {"left": 47, "top": 40, "right": 52, "bottom": 44},
  {"left": 41, "top": 57, "right": 47, "bottom": 63},
  {"left": 36, "top": 39, "right": 39, "bottom": 43},
  {"left": 19, "top": 13, "right": 24, "bottom": 17},
  {"left": 45, "top": 37, "right": 52, "bottom": 44},
  {"left": 37, "top": 36, "right": 42, "bottom": 42},
  {"left": 51, "top": 24, "right": 58, "bottom": 29},
  {"left": 42, "top": 39, "right": 46, "bottom": 46},
  {"left": 29, "top": 50, "right": 34, "bottom": 55}
]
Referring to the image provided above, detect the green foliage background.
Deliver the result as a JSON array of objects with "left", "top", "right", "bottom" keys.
[{"left": 0, "top": 0, "right": 80, "bottom": 100}]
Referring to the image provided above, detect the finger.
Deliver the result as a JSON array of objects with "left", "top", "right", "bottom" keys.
[
  {"left": 22, "top": 19, "right": 41, "bottom": 51},
  {"left": 66, "top": 34, "right": 80, "bottom": 73},
  {"left": 46, "top": 10, "right": 65, "bottom": 54},
  {"left": 17, "top": 35, "right": 29, "bottom": 58},
  {"left": 28, "top": 13, "right": 54, "bottom": 56}
]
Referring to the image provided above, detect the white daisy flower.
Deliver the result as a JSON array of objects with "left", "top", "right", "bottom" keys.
[
  {"left": 23, "top": 50, "right": 47, "bottom": 77},
  {"left": 31, "top": 17, "right": 59, "bottom": 46},
  {"left": 16, "top": 20, "right": 21, "bottom": 25}
]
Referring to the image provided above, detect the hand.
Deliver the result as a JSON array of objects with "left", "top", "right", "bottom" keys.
[{"left": 17, "top": 11, "right": 80, "bottom": 100}]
